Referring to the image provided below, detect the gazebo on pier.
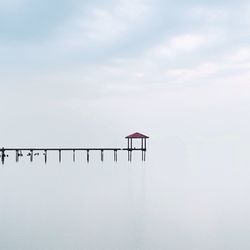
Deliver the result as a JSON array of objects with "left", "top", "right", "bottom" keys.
[{"left": 125, "top": 132, "right": 149, "bottom": 161}]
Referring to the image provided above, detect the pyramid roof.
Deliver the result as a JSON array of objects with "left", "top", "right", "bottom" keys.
[{"left": 125, "top": 132, "right": 149, "bottom": 139}]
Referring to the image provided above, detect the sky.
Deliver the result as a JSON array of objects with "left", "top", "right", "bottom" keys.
[{"left": 1, "top": 0, "right": 250, "bottom": 250}]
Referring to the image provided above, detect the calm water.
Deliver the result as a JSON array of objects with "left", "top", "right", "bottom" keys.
[{"left": 0, "top": 152, "right": 250, "bottom": 250}]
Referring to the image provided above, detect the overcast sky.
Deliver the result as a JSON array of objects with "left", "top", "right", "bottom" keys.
[{"left": 1, "top": 1, "right": 250, "bottom": 250}]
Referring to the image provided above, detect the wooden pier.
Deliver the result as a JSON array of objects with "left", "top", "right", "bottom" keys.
[{"left": 0, "top": 132, "right": 149, "bottom": 165}]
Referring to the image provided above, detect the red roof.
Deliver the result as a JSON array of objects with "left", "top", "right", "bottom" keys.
[{"left": 125, "top": 132, "right": 149, "bottom": 139}]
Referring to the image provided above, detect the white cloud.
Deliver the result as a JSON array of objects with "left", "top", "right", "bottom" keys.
[
  {"left": 170, "top": 34, "right": 206, "bottom": 51},
  {"left": 163, "top": 46, "right": 250, "bottom": 84},
  {"left": 2, "top": 0, "right": 250, "bottom": 104},
  {"left": 165, "top": 62, "right": 223, "bottom": 82},
  {"left": 149, "top": 33, "right": 208, "bottom": 58},
  {"left": 226, "top": 47, "right": 250, "bottom": 62},
  {"left": 54, "top": 0, "right": 149, "bottom": 50}
]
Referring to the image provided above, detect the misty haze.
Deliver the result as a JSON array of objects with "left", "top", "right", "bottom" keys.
[{"left": 1, "top": 0, "right": 250, "bottom": 249}]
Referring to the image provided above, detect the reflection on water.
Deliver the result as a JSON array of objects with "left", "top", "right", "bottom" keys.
[
  {"left": 0, "top": 156, "right": 250, "bottom": 250},
  {"left": 0, "top": 162, "right": 147, "bottom": 250}
]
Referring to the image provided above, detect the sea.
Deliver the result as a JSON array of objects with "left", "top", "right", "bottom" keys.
[{"left": 0, "top": 149, "right": 249, "bottom": 250}]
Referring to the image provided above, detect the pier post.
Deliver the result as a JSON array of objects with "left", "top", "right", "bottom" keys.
[
  {"left": 1, "top": 147, "right": 5, "bottom": 165},
  {"left": 87, "top": 150, "right": 90, "bottom": 163},
  {"left": 101, "top": 150, "right": 104, "bottom": 162},
  {"left": 59, "top": 150, "right": 62, "bottom": 163},
  {"left": 44, "top": 150, "right": 47, "bottom": 164},
  {"left": 30, "top": 150, "right": 33, "bottom": 162},
  {"left": 16, "top": 150, "right": 19, "bottom": 162}
]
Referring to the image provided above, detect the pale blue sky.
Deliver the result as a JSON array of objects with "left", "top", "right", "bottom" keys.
[{"left": 0, "top": 0, "right": 249, "bottom": 148}]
